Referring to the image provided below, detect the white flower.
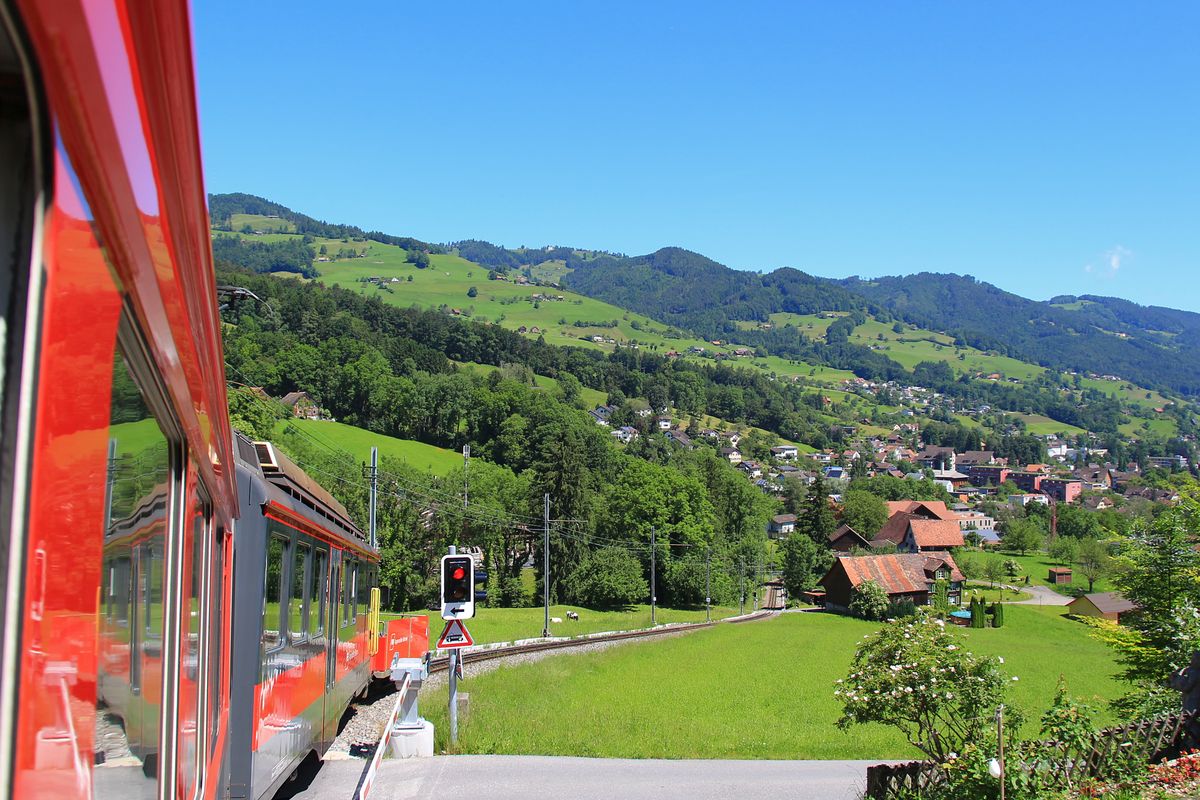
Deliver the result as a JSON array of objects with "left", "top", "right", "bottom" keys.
[
  {"left": 946, "top": 693, "right": 953, "bottom": 699},
  {"left": 946, "top": 644, "right": 957, "bottom": 651},
  {"left": 997, "top": 656, "right": 1004, "bottom": 664},
  {"left": 1011, "top": 676, "right": 1020, "bottom": 681},
  {"left": 890, "top": 664, "right": 903, "bottom": 672}
]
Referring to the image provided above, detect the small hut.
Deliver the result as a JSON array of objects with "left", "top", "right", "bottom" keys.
[{"left": 1048, "top": 566, "right": 1072, "bottom": 585}]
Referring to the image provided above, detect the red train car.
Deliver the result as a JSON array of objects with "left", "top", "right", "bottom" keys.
[
  {"left": 0, "top": 2, "right": 239, "bottom": 799},
  {"left": 228, "top": 439, "right": 380, "bottom": 800}
]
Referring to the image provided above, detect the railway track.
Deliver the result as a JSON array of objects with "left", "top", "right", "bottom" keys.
[{"left": 424, "top": 609, "right": 777, "bottom": 674}]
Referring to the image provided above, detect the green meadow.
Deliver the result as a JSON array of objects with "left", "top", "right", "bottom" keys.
[
  {"left": 273, "top": 418, "right": 462, "bottom": 475},
  {"left": 1011, "top": 413, "right": 1087, "bottom": 437},
  {"left": 993, "top": 550, "right": 1117, "bottom": 595},
  {"left": 384, "top": 603, "right": 739, "bottom": 650},
  {"left": 424, "top": 606, "right": 1123, "bottom": 758}
]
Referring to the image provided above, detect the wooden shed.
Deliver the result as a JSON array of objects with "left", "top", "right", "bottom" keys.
[
  {"left": 1048, "top": 566, "right": 1072, "bottom": 585},
  {"left": 1067, "top": 592, "right": 1137, "bottom": 623}
]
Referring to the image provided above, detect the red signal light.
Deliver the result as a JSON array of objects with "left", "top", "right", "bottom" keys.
[{"left": 453, "top": 567, "right": 465, "bottom": 580}]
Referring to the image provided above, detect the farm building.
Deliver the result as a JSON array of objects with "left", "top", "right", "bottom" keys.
[
  {"left": 1067, "top": 592, "right": 1137, "bottom": 623},
  {"left": 1048, "top": 566, "right": 1073, "bottom": 585},
  {"left": 818, "top": 553, "right": 964, "bottom": 612}
]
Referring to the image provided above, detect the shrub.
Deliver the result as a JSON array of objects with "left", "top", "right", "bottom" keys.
[
  {"left": 836, "top": 615, "right": 1017, "bottom": 762},
  {"left": 850, "top": 580, "right": 890, "bottom": 621},
  {"left": 565, "top": 547, "right": 648, "bottom": 609}
]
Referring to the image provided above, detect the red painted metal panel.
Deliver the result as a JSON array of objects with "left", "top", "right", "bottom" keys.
[{"left": 12, "top": 153, "right": 125, "bottom": 798}]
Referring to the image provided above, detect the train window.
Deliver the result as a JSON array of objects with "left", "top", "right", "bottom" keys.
[
  {"left": 98, "top": 340, "right": 172, "bottom": 799},
  {"left": 343, "top": 558, "right": 354, "bottom": 625},
  {"left": 208, "top": 527, "right": 225, "bottom": 749},
  {"left": 179, "top": 493, "right": 208, "bottom": 798},
  {"left": 262, "top": 534, "right": 287, "bottom": 650},
  {"left": 356, "top": 562, "right": 372, "bottom": 609},
  {"left": 289, "top": 542, "right": 310, "bottom": 644},
  {"left": 309, "top": 549, "right": 327, "bottom": 637}
]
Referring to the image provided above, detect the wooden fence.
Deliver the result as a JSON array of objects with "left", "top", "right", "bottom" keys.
[{"left": 865, "top": 709, "right": 1200, "bottom": 799}]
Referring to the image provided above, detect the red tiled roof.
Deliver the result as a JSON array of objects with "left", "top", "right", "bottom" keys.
[
  {"left": 883, "top": 500, "right": 958, "bottom": 521},
  {"left": 837, "top": 554, "right": 927, "bottom": 595},
  {"left": 909, "top": 519, "right": 965, "bottom": 549},
  {"left": 874, "top": 511, "right": 916, "bottom": 545},
  {"left": 922, "top": 553, "right": 966, "bottom": 583}
]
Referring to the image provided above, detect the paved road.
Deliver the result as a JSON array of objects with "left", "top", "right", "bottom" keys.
[
  {"left": 292, "top": 755, "right": 882, "bottom": 800},
  {"left": 1002, "top": 583, "right": 1072, "bottom": 606}
]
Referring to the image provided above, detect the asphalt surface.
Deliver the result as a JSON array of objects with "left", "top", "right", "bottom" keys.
[
  {"left": 292, "top": 755, "right": 881, "bottom": 800},
  {"left": 1004, "top": 583, "right": 1072, "bottom": 606}
]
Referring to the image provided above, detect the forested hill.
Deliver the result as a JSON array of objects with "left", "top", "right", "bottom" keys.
[
  {"left": 566, "top": 249, "right": 1200, "bottom": 396},
  {"left": 563, "top": 247, "right": 867, "bottom": 333},
  {"left": 839, "top": 274, "right": 1200, "bottom": 396},
  {"left": 207, "top": 191, "right": 1200, "bottom": 396},
  {"left": 209, "top": 192, "right": 441, "bottom": 254}
]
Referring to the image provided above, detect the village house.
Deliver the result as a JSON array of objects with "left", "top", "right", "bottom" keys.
[
  {"left": 588, "top": 405, "right": 613, "bottom": 427},
  {"left": 817, "top": 553, "right": 965, "bottom": 611},
  {"left": 1067, "top": 592, "right": 1138, "bottom": 624},
  {"left": 611, "top": 426, "right": 639, "bottom": 444},
  {"left": 828, "top": 524, "right": 871, "bottom": 553},
  {"left": 1041, "top": 477, "right": 1083, "bottom": 503},
  {"left": 666, "top": 429, "right": 693, "bottom": 448},
  {"left": 739, "top": 461, "right": 764, "bottom": 480},
  {"left": 955, "top": 451, "right": 995, "bottom": 469},
  {"left": 915, "top": 446, "right": 956, "bottom": 471},
  {"left": 767, "top": 513, "right": 796, "bottom": 538},
  {"left": 280, "top": 391, "right": 322, "bottom": 420},
  {"left": 969, "top": 464, "right": 1011, "bottom": 486},
  {"left": 1073, "top": 465, "right": 1113, "bottom": 490},
  {"left": 1009, "top": 493, "right": 1049, "bottom": 508},
  {"left": 771, "top": 444, "right": 799, "bottom": 460},
  {"left": 656, "top": 416, "right": 672, "bottom": 431},
  {"left": 720, "top": 447, "right": 742, "bottom": 465},
  {"left": 898, "top": 519, "right": 965, "bottom": 553}
]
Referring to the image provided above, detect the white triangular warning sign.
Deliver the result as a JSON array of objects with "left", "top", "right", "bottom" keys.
[{"left": 437, "top": 619, "right": 474, "bottom": 649}]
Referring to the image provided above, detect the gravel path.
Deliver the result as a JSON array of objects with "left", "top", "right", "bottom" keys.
[{"left": 327, "top": 629, "right": 698, "bottom": 757}]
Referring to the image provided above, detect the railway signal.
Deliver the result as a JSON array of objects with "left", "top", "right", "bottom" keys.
[{"left": 441, "top": 554, "right": 475, "bottom": 620}]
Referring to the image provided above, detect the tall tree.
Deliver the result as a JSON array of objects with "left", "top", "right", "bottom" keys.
[{"left": 796, "top": 473, "right": 837, "bottom": 543}]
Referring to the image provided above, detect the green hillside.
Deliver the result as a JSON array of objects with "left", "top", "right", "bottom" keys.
[{"left": 274, "top": 418, "right": 461, "bottom": 474}]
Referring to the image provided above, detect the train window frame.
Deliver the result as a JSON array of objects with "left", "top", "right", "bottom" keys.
[
  {"left": 181, "top": 482, "right": 212, "bottom": 800},
  {"left": 207, "top": 525, "right": 226, "bottom": 750},
  {"left": 111, "top": 311, "right": 189, "bottom": 800},
  {"left": 262, "top": 532, "right": 289, "bottom": 655},
  {"left": 289, "top": 541, "right": 310, "bottom": 646},
  {"left": 309, "top": 547, "right": 327, "bottom": 639}
]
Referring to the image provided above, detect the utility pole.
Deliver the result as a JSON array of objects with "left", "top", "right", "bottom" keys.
[
  {"left": 364, "top": 447, "right": 379, "bottom": 550},
  {"left": 650, "top": 527, "right": 656, "bottom": 626},
  {"left": 463, "top": 445, "right": 470, "bottom": 509},
  {"left": 739, "top": 557, "right": 745, "bottom": 616},
  {"left": 705, "top": 548, "right": 711, "bottom": 623},
  {"left": 462, "top": 444, "right": 470, "bottom": 547},
  {"left": 541, "top": 494, "right": 550, "bottom": 638}
]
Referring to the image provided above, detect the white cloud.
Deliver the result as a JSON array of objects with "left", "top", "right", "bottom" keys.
[{"left": 1083, "top": 245, "right": 1131, "bottom": 279}]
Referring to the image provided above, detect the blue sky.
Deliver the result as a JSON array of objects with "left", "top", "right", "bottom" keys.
[{"left": 193, "top": 1, "right": 1199, "bottom": 312}]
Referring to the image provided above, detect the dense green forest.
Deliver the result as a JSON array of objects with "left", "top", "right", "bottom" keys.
[
  {"left": 840, "top": 274, "right": 1200, "bottom": 396},
  {"left": 220, "top": 265, "right": 777, "bottom": 610}
]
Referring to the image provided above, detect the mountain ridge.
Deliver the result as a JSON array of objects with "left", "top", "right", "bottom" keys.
[{"left": 207, "top": 192, "right": 1200, "bottom": 397}]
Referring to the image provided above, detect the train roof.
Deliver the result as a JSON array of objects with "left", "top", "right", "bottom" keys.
[{"left": 233, "top": 432, "right": 370, "bottom": 551}]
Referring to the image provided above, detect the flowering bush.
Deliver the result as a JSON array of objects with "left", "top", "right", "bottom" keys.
[{"left": 836, "top": 614, "right": 1018, "bottom": 762}]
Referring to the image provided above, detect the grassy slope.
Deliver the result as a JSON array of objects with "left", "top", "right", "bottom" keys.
[
  {"left": 274, "top": 418, "right": 461, "bottom": 475},
  {"left": 1012, "top": 413, "right": 1087, "bottom": 437},
  {"left": 424, "top": 605, "right": 1122, "bottom": 758}
]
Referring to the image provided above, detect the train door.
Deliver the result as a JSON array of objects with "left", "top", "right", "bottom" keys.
[
  {"left": 310, "top": 546, "right": 329, "bottom": 747},
  {"left": 323, "top": 550, "right": 341, "bottom": 743}
]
